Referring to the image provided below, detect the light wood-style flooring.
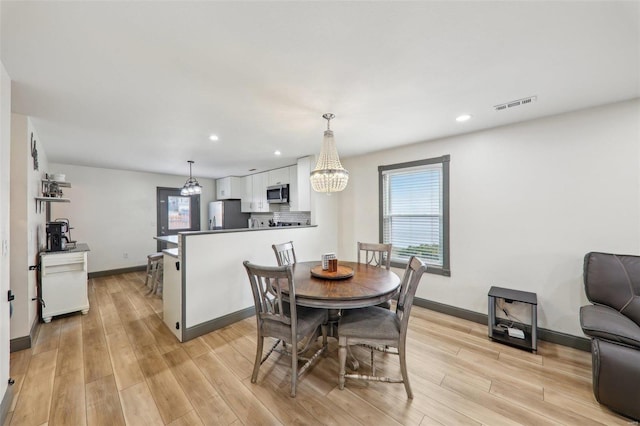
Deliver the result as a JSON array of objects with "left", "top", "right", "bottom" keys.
[{"left": 3, "top": 271, "right": 632, "bottom": 425}]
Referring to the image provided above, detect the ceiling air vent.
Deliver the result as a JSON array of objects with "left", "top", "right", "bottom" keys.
[{"left": 494, "top": 96, "right": 537, "bottom": 112}]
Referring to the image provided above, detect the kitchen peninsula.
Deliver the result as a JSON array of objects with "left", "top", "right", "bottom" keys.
[{"left": 162, "top": 223, "right": 335, "bottom": 341}]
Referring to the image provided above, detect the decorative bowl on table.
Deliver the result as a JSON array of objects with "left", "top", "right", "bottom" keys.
[{"left": 310, "top": 264, "right": 354, "bottom": 280}]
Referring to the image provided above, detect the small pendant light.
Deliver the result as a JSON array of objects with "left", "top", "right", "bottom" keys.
[{"left": 180, "top": 160, "right": 202, "bottom": 196}]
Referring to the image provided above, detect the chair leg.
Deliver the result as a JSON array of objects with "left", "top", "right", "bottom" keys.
[
  {"left": 144, "top": 257, "right": 152, "bottom": 288},
  {"left": 399, "top": 339, "right": 412, "bottom": 399},
  {"left": 154, "top": 263, "right": 164, "bottom": 295},
  {"left": 321, "top": 324, "right": 328, "bottom": 357},
  {"left": 290, "top": 343, "right": 297, "bottom": 397},
  {"left": 338, "top": 335, "right": 347, "bottom": 390},
  {"left": 251, "top": 336, "right": 264, "bottom": 384},
  {"left": 151, "top": 265, "right": 159, "bottom": 294},
  {"left": 148, "top": 263, "right": 159, "bottom": 295}
]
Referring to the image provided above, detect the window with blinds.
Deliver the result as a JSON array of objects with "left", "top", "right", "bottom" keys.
[{"left": 379, "top": 155, "right": 450, "bottom": 276}]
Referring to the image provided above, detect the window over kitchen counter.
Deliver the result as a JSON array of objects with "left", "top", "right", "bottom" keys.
[{"left": 379, "top": 155, "right": 450, "bottom": 276}]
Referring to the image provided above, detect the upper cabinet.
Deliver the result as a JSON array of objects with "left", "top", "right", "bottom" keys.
[
  {"left": 251, "top": 172, "right": 269, "bottom": 212},
  {"left": 219, "top": 157, "right": 314, "bottom": 212},
  {"left": 294, "top": 156, "right": 312, "bottom": 212},
  {"left": 288, "top": 165, "right": 299, "bottom": 211},
  {"left": 216, "top": 177, "right": 244, "bottom": 200},
  {"left": 241, "top": 176, "right": 253, "bottom": 213},
  {"left": 267, "top": 168, "right": 290, "bottom": 186}
]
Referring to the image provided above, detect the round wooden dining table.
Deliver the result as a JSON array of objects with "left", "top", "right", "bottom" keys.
[{"left": 288, "top": 261, "right": 401, "bottom": 309}]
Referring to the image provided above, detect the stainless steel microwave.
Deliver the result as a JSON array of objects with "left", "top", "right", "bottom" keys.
[{"left": 266, "top": 184, "right": 289, "bottom": 204}]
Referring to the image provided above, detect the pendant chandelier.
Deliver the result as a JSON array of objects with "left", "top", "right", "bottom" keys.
[
  {"left": 180, "top": 160, "right": 202, "bottom": 196},
  {"left": 310, "top": 113, "right": 349, "bottom": 193}
]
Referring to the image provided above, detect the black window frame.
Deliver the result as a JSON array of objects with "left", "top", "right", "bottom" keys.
[{"left": 378, "top": 155, "right": 450, "bottom": 276}]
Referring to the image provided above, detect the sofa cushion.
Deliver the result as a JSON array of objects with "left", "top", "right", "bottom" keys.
[
  {"left": 584, "top": 252, "right": 640, "bottom": 327},
  {"left": 580, "top": 304, "right": 640, "bottom": 349}
]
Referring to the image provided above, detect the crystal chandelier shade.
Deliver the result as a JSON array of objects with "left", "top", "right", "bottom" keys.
[
  {"left": 310, "top": 113, "right": 349, "bottom": 193},
  {"left": 180, "top": 160, "right": 202, "bottom": 196}
]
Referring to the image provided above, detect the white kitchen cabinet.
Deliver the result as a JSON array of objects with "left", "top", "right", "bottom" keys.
[
  {"left": 288, "top": 165, "right": 299, "bottom": 211},
  {"left": 268, "top": 167, "right": 290, "bottom": 186},
  {"left": 241, "top": 176, "right": 253, "bottom": 212},
  {"left": 163, "top": 251, "right": 182, "bottom": 341},
  {"left": 40, "top": 246, "right": 90, "bottom": 323},
  {"left": 252, "top": 172, "right": 269, "bottom": 212},
  {"left": 295, "top": 156, "right": 313, "bottom": 211},
  {"left": 216, "top": 176, "right": 244, "bottom": 200}
]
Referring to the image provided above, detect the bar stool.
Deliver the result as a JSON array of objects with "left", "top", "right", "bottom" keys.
[{"left": 144, "top": 253, "right": 163, "bottom": 296}]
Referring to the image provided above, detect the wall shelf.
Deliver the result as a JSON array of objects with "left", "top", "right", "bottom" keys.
[
  {"left": 35, "top": 197, "right": 70, "bottom": 214},
  {"left": 42, "top": 179, "right": 71, "bottom": 188},
  {"left": 36, "top": 179, "right": 72, "bottom": 216}
]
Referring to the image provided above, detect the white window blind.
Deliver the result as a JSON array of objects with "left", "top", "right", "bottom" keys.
[{"left": 382, "top": 163, "right": 443, "bottom": 266}]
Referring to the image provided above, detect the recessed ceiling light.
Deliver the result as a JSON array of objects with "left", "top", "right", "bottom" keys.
[
  {"left": 274, "top": 150, "right": 281, "bottom": 156},
  {"left": 456, "top": 114, "right": 472, "bottom": 122},
  {"left": 209, "top": 134, "right": 219, "bottom": 141}
]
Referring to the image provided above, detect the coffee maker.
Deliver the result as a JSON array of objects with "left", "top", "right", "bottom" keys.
[{"left": 46, "top": 221, "right": 67, "bottom": 251}]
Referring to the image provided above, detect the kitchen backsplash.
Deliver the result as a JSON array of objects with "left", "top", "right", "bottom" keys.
[
  {"left": 273, "top": 211, "right": 311, "bottom": 224},
  {"left": 249, "top": 209, "right": 311, "bottom": 227}
]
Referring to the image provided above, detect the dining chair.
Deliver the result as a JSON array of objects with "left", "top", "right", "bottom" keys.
[
  {"left": 243, "top": 261, "right": 327, "bottom": 397},
  {"left": 358, "top": 242, "right": 393, "bottom": 309},
  {"left": 357, "top": 242, "right": 392, "bottom": 270},
  {"left": 337, "top": 255, "right": 427, "bottom": 398},
  {"left": 272, "top": 241, "right": 297, "bottom": 266}
]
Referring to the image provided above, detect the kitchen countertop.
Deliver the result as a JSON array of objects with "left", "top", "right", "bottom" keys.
[
  {"left": 155, "top": 235, "right": 179, "bottom": 245},
  {"left": 40, "top": 243, "right": 90, "bottom": 255},
  {"left": 163, "top": 248, "right": 179, "bottom": 258},
  {"left": 185, "top": 224, "right": 317, "bottom": 236}
]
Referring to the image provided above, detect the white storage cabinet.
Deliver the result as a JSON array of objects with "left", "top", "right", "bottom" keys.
[{"left": 40, "top": 249, "right": 89, "bottom": 323}]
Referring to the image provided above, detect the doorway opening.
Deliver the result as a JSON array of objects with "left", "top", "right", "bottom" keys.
[{"left": 156, "top": 187, "right": 200, "bottom": 251}]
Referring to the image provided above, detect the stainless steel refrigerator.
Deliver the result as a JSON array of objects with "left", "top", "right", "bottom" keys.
[{"left": 208, "top": 200, "right": 250, "bottom": 230}]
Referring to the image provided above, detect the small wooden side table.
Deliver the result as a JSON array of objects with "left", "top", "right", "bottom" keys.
[{"left": 488, "top": 286, "right": 538, "bottom": 351}]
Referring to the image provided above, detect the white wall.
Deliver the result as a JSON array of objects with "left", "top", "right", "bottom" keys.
[
  {"left": 185, "top": 226, "right": 338, "bottom": 327},
  {"left": 10, "top": 114, "right": 49, "bottom": 340},
  {"left": 183, "top": 189, "right": 338, "bottom": 328},
  {"left": 0, "top": 61, "right": 11, "bottom": 416},
  {"left": 49, "top": 163, "right": 215, "bottom": 273},
  {"left": 338, "top": 99, "right": 640, "bottom": 337}
]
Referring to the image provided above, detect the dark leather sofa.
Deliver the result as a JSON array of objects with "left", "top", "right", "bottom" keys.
[{"left": 580, "top": 252, "right": 640, "bottom": 420}]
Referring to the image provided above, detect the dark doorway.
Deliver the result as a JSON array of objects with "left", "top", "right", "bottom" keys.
[{"left": 156, "top": 187, "right": 200, "bottom": 251}]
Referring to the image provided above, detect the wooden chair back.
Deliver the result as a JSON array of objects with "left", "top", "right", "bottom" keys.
[
  {"left": 243, "top": 261, "right": 296, "bottom": 332},
  {"left": 272, "top": 241, "right": 297, "bottom": 266},
  {"left": 396, "top": 256, "right": 427, "bottom": 330},
  {"left": 357, "top": 242, "right": 392, "bottom": 270}
]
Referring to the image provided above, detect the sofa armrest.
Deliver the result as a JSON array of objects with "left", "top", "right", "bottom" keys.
[{"left": 580, "top": 305, "right": 640, "bottom": 349}]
